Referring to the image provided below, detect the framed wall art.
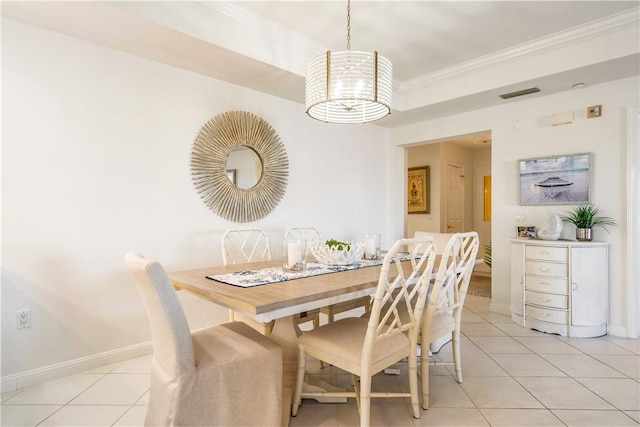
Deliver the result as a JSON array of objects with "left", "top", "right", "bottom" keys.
[
  {"left": 518, "top": 152, "right": 592, "bottom": 205},
  {"left": 517, "top": 226, "right": 537, "bottom": 239},
  {"left": 407, "top": 166, "right": 430, "bottom": 214}
]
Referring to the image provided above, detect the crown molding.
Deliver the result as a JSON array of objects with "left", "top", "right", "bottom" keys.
[
  {"left": 399, "top": 7, "right": 639, "bottom": 95},
  {"left": 189, "top": 1, "right": 328, "bottom": 63}
]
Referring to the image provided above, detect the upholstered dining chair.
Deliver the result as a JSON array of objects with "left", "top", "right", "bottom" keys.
[
  {"left": 419, "top": 231, "right": 479, "bottom": 409},
  {"left": 291, "top": 236, "right": 437, "bottom": 427},
  {"left": 125, "top": 252, "right": 282, "bottom": 427}
]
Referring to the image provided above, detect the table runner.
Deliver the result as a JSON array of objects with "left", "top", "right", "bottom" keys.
[{"left": 208, "top": 254, "right": 410, "bottom": 288}]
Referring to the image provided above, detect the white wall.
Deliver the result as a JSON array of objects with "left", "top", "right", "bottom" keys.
[
  {"left": 392, "top": 76, "right": 639, "bottom": 335},
  {"left": 1, "top": 19, "right": 390, "bottom": 380}
]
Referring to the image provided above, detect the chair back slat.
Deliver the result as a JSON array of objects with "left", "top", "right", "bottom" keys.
[
  {"left": 285, "top": 227, "right": 322, "bottom": 259},
  {"left": 428, "top": 232, "right": 479, "bottom": 321},
  {"left": 366, "top": 237, "right": 437, "bottom": 353},
  {"left": 413, "top": 231, "right": 455, "bottom": 255},
  {"left": 221, "top": 228, "right": 272, "bottom": 265}
]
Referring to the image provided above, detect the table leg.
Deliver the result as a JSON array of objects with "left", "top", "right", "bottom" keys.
[{"left": 269, "top": 316, "right": 346, "bottom": 412}]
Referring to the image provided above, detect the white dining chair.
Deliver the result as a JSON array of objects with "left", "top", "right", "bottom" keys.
[
  {"left": 285, "top": 226, "right": 322, "bottom": 260},
  {"left": 221, "top": 228, "right": 275, "bottom": 335},
  {"left": 285, "top": 227, "right": 371, "bottom": 332},
  {"left": 284, "top": 227, "right": 323, "bottom": 329},
  {"left": 413, "top": 231, "right": 483, "bottom": 352},
  {"left": 221, "top": 228, "right": 272, "bottom": 266},
  {"left": 413, "top": 231, "right": 456, "bottom": 352},
  {"left": 419, "top": 231, "right": 479, "bottom": 409},
  {"left": 125, "top": 251, "right": 282, "bottom": 426},
  {"left": 291, "top": 236, "right": 437, "bottom": 427}
]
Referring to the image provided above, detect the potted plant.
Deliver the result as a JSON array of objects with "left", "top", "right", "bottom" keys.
[
  {"left": 561, "top": 204, "right": 616, "bottom": 241},
  {"left": 483, "top": 242, "right": 492, "bottom": 269}
]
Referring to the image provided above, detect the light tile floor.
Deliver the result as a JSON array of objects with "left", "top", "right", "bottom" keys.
[{"left": 1, "top": 295, "right": 638, "bottom": 426}]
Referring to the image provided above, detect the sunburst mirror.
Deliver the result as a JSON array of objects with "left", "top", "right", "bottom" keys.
[{"left": 191, "top": 111, "right": 289, "bottom": 222}]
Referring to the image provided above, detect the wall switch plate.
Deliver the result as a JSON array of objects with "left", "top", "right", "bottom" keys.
[
  {"left": 384, "top": 368, "right": 400, "bottom": 375},
  {"left": 587, "top": 105, "right": 602, "bottom": 118}
]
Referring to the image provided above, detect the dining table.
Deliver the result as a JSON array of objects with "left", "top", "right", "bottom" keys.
[{"left": 169, "top": 259, "right": 393, "bottom": 426}]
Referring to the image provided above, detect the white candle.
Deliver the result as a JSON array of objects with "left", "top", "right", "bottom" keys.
[
  {"left": 288, "top": 242, "right": 302, "bottom": 265},
  {"left": 365, "top": 238, "right": 376, "bottom": 259}
]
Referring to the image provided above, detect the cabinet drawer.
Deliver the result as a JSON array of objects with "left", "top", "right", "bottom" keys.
[
  {"left": 525, "top": 276, "right": 568, "bottom": 294},
  {"left": 525, "top": 245, "right": 568, "bottom": 262},
  {"left": 526, "top": 305, "right": 568, "bottom": 325},
  {"left": 525, "top": 276, "right": 569, "bottom": 295},
  {"left": 525, "top": 290, "right": 567, "bottom": 309},
  {"left": 525, "top": 261, "right": 568, "bottom": 278}
]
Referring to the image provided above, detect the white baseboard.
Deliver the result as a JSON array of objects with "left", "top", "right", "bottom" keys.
[
  {"left": 607, "top": 324, "right": 628, "bottom": 338},
  {"left": 1, "top": 341, "right": 152, "bottom": 393},
  {"left": 489, "top": 301, "right": 510, "bottom": 315}
]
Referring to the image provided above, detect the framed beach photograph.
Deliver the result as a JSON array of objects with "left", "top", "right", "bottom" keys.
[
  {"left": 407, "top": 166, "right": 430, "bottom": 214},
  {"left": 518, "top": 153, "right": 592, "bottom": 205}
]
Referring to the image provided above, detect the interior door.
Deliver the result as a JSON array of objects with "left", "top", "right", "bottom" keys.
[{"left": 445, "top": 163, "right": 465, "bottom": 232}]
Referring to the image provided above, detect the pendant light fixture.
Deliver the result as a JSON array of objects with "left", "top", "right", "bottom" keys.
[{"left": 305, "top": 0, "right": 392, "bottom": 124}]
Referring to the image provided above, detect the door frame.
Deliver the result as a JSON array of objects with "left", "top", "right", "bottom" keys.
[{"left": 625, "top": 107, "right": 639, "bottom": 338}]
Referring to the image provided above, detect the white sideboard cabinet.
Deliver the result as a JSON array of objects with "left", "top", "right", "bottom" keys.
[{"left": 510, "top": 239, "right": 608, "bottom": 337}]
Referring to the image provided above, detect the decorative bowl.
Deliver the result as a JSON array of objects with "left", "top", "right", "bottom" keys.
[{"left": 310, "top": 241, "right": 365, "bottom": 266}]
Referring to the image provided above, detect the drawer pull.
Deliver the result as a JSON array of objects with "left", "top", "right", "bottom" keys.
[
  {"left": 541, "top": 250, "right": 550, "bottom": 255},
  {"left": 543, "top": 298, "right": 551, "bottom": 303},
  {"left": 540, "top": 267, "right": 550, "bottom": 272},
  {"left": 540, "top": 282, "right": 550, "bottom": 286},
  {"left": 572, "top": 282, "right": 577, "bottom": 291}
]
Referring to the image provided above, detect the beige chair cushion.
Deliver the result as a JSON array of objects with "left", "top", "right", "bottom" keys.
[{"left": 298, "top": 317, "right": 410, "bottom": 376}]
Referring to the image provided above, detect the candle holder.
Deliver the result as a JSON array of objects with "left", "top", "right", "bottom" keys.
[
  {"left": 362, "top": 233, "right": 380, "bottom": 260},
  {"left": 283, "top": 238, "right": 306, "bottom": 272}
]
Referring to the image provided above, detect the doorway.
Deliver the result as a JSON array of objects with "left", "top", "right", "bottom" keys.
[{"left": 405, "top": 131, "right": 492, "bottom": 262}]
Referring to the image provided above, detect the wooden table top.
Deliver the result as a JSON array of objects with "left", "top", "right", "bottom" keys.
[{"left": 169, "top": 261, "right": 385, "bottom": 319}]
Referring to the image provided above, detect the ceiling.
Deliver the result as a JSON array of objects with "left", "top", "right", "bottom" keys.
[{"left": 2, "top": 1, "right": 639, "bottom": 134}]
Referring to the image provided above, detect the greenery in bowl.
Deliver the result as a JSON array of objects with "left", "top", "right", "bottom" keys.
[
  {"left": 325, "top": 239, "right": 352, "bottom": 251},
  {"left": 561, "top": 204, "right": 616, "bottom": 231}
]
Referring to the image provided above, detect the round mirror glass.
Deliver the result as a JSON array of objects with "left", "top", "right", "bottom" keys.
[{"left": 225, "top": 146, "right": 263, "bottom": 189}]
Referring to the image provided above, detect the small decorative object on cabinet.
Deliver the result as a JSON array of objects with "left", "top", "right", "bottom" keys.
[
  {"left": 510, "top": 239, "right": 608, "bottom": 337},
  {"left": 537, "top": 214, "right": 563, "bottom": 241},
  {"left": 561, "top": 203, "right": 616, "bottom": 241}
]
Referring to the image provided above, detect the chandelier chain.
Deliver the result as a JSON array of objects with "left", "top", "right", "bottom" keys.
[{"left": 346, "top": 0, "right": 351, "bottom": 50}]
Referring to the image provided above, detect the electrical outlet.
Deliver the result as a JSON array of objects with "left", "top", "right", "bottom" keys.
[{"left": 16, "top": 309, "right": 31, "bottom": 329}]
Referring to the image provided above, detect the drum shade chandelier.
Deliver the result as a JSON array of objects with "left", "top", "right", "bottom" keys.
[{"left": 305, "top": 0, "right": 392, "bottom": 124}]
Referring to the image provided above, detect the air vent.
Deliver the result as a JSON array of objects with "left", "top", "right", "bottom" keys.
[{"left": 499, "top": 87, "right": 540, "bottom": 99}]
